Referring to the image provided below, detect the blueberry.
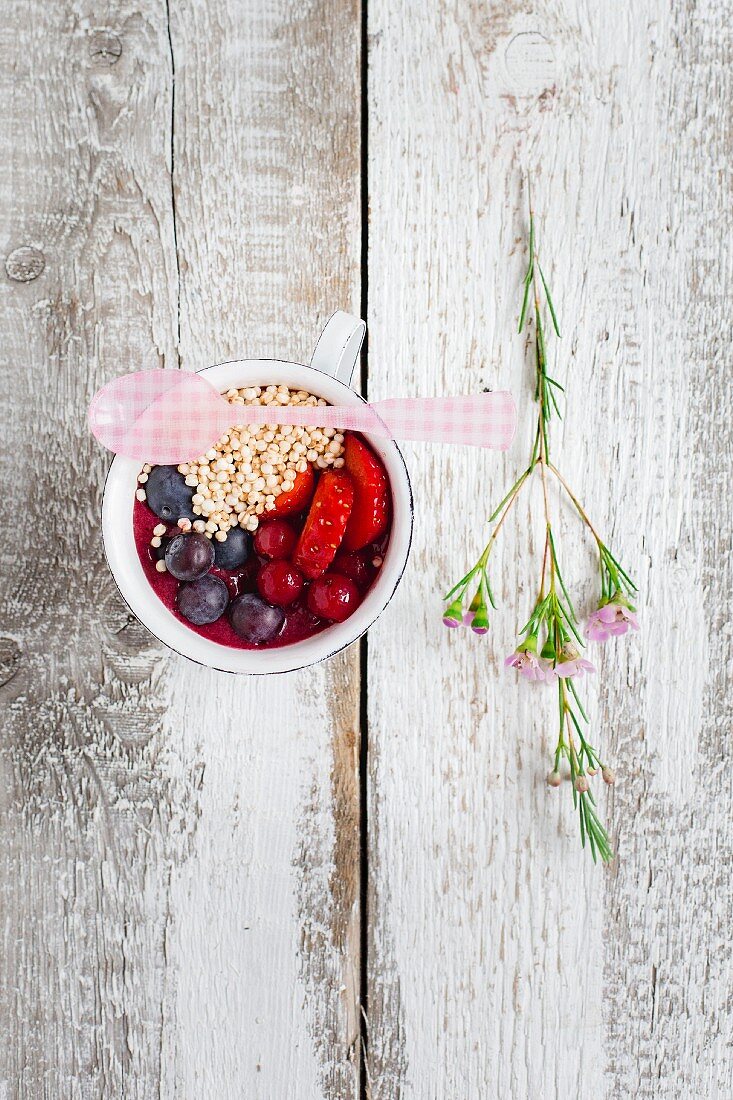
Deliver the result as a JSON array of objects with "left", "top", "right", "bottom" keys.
[
  {"left": 177, "top": 575, "right": 229, "bottom": 625},
  {"left": 213, "top": 526, "right": 251, "bottom": 570},
  {"left": 164, "top": 532, "right": 215, "bottom": 581},
  {"left": 145, "top": 466, "right": 196, "bottom": 522},
  {"left": 229, "top": 593, "right": 285, "bottom": 645},
  {"left": 153, "top": 537, "right": 170, "bottom": 562}
]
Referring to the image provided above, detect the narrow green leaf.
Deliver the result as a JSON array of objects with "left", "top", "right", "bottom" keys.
[
  {"left": 567, "top": 678, "right": 588, "bottom": 721},
  {"left": 586, "top": 811, "right": 598, "bottom": 862},
  {"left": 487, "top": 468, "right": 531, "bottom": 523},
  {"left": 567, "top": 707, "right": 586, "bottom": 739},
  {"left": 604, "top": 548, "right": 637, "bottom": 590},
  {"left": 518, "top": 276, "right": 532, "bottom": 333},
  {"left": 546, "top": 379, "right": 563, "bottom": 419},
  {"left": 443, "top": 566, "right": 476, "bottom": 601},
  {"left": 541, "top": 416, "right": 551, "bottom": 463},
  {"left": 548, "top": 532, "right": 578, "bottom": 622},
  {"left": 557, "top": 603, "right": 583, "bottom": 646},
  {"left": 536, "top": 309, "right": 546, "bottom": 366},
  {"left": 538, "top": 262, "right": 561, "bottom": 337},
  {"left": 519, "top": 209, "right": 535, "bottom": 331},
  {"left": 482, "top": 568, "right": 497, "bottom": 611}
]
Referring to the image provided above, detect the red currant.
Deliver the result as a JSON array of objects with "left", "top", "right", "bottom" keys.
[
  {"left": 331, "top": 551, "right": 374, "bottom": 590},
  {"left": 306, "top": 573, "right": 361, "bottom": 623},
  {"left": 257, "top": 560, "right": 304, "bottom": 607},
  {"left": 254, "top": 519, "right": 297, "bottom": 560}
]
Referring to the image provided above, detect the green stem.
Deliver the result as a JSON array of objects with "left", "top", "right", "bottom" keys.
[
  {"left": 487, "top": 467, "right": 532, "bottom": 524},
  {"left": 548, "top": 462, "right": 603, "bottom": 547}
]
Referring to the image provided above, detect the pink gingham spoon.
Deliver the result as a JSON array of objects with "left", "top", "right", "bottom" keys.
[{"left": 89, "top": 369, "right": 516, "bottom": 465}]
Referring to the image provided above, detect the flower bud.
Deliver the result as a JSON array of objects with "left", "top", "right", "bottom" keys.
[
  {"left": 442, "top": 597, "right": 464, "bottom": 629},
  {"left": 587, "top": 767, "right": 598, "bottom": 776},
  {"left": 574, "top": 774, "right": 590, "bottom": 794},
  {"left": 546, "top": 769, "right": 562, "bottom": 788},
  {"left": 468, "top": 589, "right": 483, "bottom": 614},
  {"left": 471, "top": 607, "right": 490, "bottom": 635},
  {"left": 602, "top": 766, "right": 615, "bottom": 785}
]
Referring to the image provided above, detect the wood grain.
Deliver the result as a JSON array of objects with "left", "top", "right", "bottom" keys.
[
  {"left": 0, "top": 0, "right": 361, "bottom": 1097},
  {"left": 0, "top": 4, "right": 183, "bottom": 1095},
  {"left": 365, "top": 1, "right": 732, "bottom": 1097}
]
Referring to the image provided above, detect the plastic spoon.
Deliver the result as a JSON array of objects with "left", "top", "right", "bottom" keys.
[{"left": 89, "top": 369, "right": 516, "bottom": 464}]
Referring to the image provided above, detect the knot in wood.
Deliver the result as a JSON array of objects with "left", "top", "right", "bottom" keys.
[
  {"left": 505, "top": 32, "right": 557, "bottom": 98},
  {"left": 89, "top": 31, "right": 123, "bottom": 66},
  {"left": 0, "top": 637, "right": 22, "bottom": 687},
  {"left": 5, "top": 246, "right": 45, "bottom": 283}
]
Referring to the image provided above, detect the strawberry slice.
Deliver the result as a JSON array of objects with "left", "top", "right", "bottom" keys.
[
  {"left": 342, "top": 434, "right": 390, "bottom": 551},
  {"left": 294, "top": 470, "right": 355, "bottom": 579},
  {"left": 271, "top": 464, "right": 315, "bottom": 516}
]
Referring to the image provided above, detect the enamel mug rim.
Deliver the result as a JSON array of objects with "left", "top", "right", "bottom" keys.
[{"left": 101, "top": 324, "right": 413, "bottom": 674}]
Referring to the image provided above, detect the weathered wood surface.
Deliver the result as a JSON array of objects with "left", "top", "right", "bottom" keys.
[
  {"left": 365, "top": 2, "right": 732, "bottom": 1098},
  {"left": 0, "top": 1, "right": 360, "bottom": 1098},
  {"left": 1, "top": 0, "right": 732, "bottom": 1097}
]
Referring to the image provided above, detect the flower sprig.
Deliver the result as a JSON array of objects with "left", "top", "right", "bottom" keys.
[{"left": 443, "top": 183, "right": 639, "bottom": 863}]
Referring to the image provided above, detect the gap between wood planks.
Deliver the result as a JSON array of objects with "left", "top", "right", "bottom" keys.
[
  {"left": 164, "top": 0, "right": 182, "bottom": 363},
  {"left": 358, "top": 0, "right": 370, "bottom": 1092}
]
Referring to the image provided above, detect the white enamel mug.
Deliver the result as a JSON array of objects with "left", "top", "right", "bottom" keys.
[{"left": 101, "top": 313, "right": 413, "bottom": 674}]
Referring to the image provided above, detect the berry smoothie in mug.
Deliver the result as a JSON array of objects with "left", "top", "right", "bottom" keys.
[{"left": 102, "top": 313, "right": 413, "bottom": 674}]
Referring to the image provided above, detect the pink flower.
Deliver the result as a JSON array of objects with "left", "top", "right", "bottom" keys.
[
  {"left": 553, "top": 643, "right": 596, "bottom": 679},
  {"left": 584, "top": 599, "right": 640, "bottom": 642},
  {"left": 504, "top": 648, "right": 552, "bottom": 682}
]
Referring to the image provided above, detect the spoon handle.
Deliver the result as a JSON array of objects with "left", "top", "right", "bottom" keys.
[{"left": 231, "top": 392, "right": 516, "bottom": 450}]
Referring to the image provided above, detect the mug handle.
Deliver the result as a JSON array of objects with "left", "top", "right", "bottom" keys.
[{"left": 310, "top": 311, "right": 366, "bottom": 387}]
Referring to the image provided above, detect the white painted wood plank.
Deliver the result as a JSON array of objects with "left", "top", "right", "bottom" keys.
[
  {"left": 0, "top": 1, "right": 362, "bottom": 1097},
  {"left": 365, "top": 1, "right": 732, "bottom": 1096}
]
